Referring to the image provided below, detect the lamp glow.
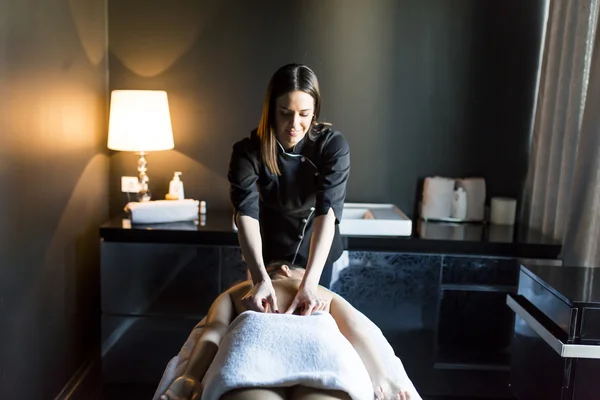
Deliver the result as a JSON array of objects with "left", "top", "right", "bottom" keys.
[{"left": 107, "top": 90, "right": 175, "bottom": 202}]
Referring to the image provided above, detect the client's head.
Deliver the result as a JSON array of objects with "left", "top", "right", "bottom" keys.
[{"left": 266, "top": 260, "right": 305, "bottom": 280}]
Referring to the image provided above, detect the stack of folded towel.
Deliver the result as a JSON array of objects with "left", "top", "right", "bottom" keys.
[
  {"left": 455, "top": 178, "right": 486, "bottom": 221},
  {"left": 125, "top": 199, "right": 199, "bottom": 224},
  {"left": 421, "top": 177, "right": 455, "bottom": 220},
  {"left": 421, "top": 176, "right": 486, "bottom": 221}
]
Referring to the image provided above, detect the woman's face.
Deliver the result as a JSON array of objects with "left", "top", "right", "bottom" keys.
[{"left": 274, "top": 90, "right": 315, "bottom": 150}]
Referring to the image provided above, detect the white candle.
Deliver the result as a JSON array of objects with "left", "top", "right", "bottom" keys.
[{"left": 490, "top": 197, "right": 517, "bottom": 225}]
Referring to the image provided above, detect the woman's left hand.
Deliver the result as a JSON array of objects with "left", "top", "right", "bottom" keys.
[{"left": 285, "top": 286, "right": 329, "bottom": 315}]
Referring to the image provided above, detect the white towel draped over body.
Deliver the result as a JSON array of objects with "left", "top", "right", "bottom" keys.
[
  {"left": 153, "top": 308, "right": 423, "bottom": 400},
  {"left": 201, "top": 310, "right": 374, "bottom": 400}
]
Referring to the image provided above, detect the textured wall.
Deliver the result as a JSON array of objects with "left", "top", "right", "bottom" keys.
[{"left": 0, "top": 0, "right": 108, "bottom": 398}]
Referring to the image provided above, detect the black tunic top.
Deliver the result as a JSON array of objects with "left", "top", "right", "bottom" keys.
[{"left": 228, "top": 125, "right": 350, "bottom": 267}]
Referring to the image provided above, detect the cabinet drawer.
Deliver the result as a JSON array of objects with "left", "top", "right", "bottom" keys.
[
  {"left": 517, "top": 270, "right": 571, "bottom": 335},
  {"left": 102, "top": 315, "right": 198, "bottom": 384},
  {"left": 581, "top": 307, "right": 600, "bottom": 344},
  {"left": 101, "top": 242, "right": 220, "bottom": 318},
  {"left": 441, "top": 255, "right": 518, "bottom": 286},
  {"left": 436, "top": 289, "right": 514, "bottom": 369}
]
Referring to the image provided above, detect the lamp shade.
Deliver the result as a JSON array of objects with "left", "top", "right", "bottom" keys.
[{"left": 107, "top": 90, "right": 175, "bottom": 152}]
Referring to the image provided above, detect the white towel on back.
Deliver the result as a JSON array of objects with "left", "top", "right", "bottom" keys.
[
  {"left": 153, "top": 307, "right": 423, "bottom": 400},
  {"left": 201, "top": 310, "right": 373, "bottom": 400}
]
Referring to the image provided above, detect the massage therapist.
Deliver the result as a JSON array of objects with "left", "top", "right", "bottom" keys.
[{"left": 228, "top": 64, "right": 350, "bottom": 316}]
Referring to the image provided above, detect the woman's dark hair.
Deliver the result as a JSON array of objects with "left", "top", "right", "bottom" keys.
[
  {"left": 257, "top": 64, "right": 321, "bottom": 175},
  {"left": 265, "top": 260, "right": 303, "bottom": 279},
  {"left": 225, "top": 260, "right": 303, "bottom": 289}
]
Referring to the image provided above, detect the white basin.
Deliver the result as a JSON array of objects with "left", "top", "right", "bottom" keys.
[
  {"left": 342, "top": 207, "right": 374, "bottom": 220},
  {"left": 340, "top": 203, "right": 412, "bottom": 236}
]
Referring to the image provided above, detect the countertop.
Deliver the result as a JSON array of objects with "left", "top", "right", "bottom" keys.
[
  {"left": 521, "top": 264, "right": 600, "bottom": 306},
  {"left": 99, "top": 210, "right": 561, "bottom": 258}
]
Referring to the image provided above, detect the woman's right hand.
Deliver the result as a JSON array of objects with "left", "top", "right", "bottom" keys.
[
  {"left": 241, "top": 278, "right": 279, "bottom": 313},
  {"left": 160, "top": 375, "right": 203, "bottom": 400}
]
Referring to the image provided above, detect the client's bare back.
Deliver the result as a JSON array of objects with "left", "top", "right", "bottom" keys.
[{"left": 228, "top": 280, "right": 334, "bottom": 316}]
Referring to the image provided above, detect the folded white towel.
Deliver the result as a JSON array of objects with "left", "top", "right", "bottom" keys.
[
  {"left": 201, "top": 310, "right": 373, "bottom": 400},
  {"left": 421, "top": 176, "right": 455, "bottom": 220},
  {"left": 125, "top": 199, "right": 199, "bottom": 224},
  {"left": 153, "top": 308, "right": 423, "bottom": 400},
  {"left": 456, "top": 177, "right": 486, "bottom": 221}
]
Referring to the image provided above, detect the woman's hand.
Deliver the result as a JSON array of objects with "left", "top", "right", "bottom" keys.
[
  {"left": 373, "top": 378, "right": 411, "bottom": 400},
  {"left": 285, "top": 286, "right": 329, "bottom": 315},
  {"left": 241, "top": 278, "right": 279, "bottom": 313},
  {"left": 160, "top": 375, "right": 203, "bottom": 400}
]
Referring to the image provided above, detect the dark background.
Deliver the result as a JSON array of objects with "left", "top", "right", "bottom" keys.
[
  {"left": 0, "top": 0, "right": 108, "bottom": 398},
  {"left": 108, "top": 0, "right": 547, "bottom": 219},
  {"left": 0, "top": 0, "right": 547, "bottom": 398}
]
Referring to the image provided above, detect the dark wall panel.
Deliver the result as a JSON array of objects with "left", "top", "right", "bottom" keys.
[
  {"left": 0, "top": 0, "right": 108, "bottom": 398},
  {"left": 108, "top": 0, "right": 547, "bottom": 219}
]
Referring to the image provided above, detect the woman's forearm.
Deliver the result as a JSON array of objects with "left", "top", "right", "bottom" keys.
[
  {"left": 329, "top": 297, "right": 388, "bottom": 381},
  {"left": 342, "top": 329, "right": 388, "bottom": 379},
  {"left": 302, "top": 208, "right": 336, "bottom": 289},
  {"left": 182, "top": 292, "right": 235, "bottom": 382},
  {"left": 182, "top": 326, "right": 225, "bottom": 382},
  {"left": 236, "top": 213, "right": 269, "bottom": 284}
]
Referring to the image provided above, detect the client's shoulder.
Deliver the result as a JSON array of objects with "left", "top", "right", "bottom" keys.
[{"left": 227, "top": 280, "right": 253, "bottom": 298}]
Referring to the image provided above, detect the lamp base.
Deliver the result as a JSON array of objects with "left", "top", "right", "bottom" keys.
[
  {"left": 137, "top": 188, "right": 151, "bottom": 202},
  {"left": 136, "top": 152, "right": 151, "bottom": 202}
]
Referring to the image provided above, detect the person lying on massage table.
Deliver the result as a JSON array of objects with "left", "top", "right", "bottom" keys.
[{"left": 160, "top": 261, "right": 412, "bottom": 400}]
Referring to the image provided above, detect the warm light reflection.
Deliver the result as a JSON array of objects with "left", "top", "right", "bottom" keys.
[
  {"left": 68, "top": 0, "right": 108, "bottom": 66},
  {"left": 109, "top": 2, "right": 224, "bottom": 77},
  {"left": 110, "top": 148, "right": 230, "bottom": 206},
  {"left": 6, "top": 80, "right": 106, "bottom": 152}
]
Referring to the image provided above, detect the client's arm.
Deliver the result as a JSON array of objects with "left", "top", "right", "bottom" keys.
[
  {"left": 329, "top": 293, "right": 410, "bottom": 400},
  {"left": 161, "top": 291, "right": 235, "bottom": 400}
]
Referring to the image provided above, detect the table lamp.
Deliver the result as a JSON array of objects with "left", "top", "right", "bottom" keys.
[{"left": 107, "top": 90, "right": 175, "bottom": 202}]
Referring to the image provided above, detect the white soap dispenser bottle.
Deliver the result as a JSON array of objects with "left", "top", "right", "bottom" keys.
[
  {"left": 452, "top": 187, "right": 467, "bottom": 220},
  {"left": 169, "top": 172, "right": 185, "bottom": 200}
]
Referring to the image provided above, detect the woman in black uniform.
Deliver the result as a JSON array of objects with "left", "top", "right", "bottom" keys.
[{"left": 228, "top": 63, "right": 350, "bottom": 316}]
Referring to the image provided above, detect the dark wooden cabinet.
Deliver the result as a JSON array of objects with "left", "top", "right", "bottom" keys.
[
  {"left": 100, "top": 242, "right": 246, "bottom": 384},
  {"left": 99, "top": 215, "right": 561, "bottom": 397},
  {"left": 507, "top": 265, "right": 600, "bottom": 400},
  {"left": 435, "top": 256, "right": 518, "bottom": 374}
]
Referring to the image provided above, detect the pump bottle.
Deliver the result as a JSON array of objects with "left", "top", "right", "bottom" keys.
[{"left": 168, "top": 172, "right": 185, "bottom": 200}]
